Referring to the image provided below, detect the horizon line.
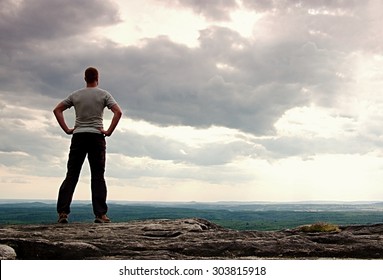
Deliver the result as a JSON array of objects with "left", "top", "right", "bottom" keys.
[{"left": 0, "top": 199, "right": 382, "bottom": 204}]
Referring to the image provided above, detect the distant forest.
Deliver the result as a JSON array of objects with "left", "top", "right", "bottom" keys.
[{"left": 0, "top": 201, "right": 382, "bottom": 231}]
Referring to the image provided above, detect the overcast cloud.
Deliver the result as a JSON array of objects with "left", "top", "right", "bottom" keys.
[{"left": 1, "top": 0, "right": 383, "bottom": 202}]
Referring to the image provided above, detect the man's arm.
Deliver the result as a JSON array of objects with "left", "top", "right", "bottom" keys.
[
  {"left": 100, "top": 104, "right": 122, "bottom": 137},
  {"left": 53, "top": 102, "right": 74, "bottom": 135}
]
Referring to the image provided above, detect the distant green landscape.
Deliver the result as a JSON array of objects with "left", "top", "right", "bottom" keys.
[{"left": 0, "top": 201, "right": 382, "bottom": 231}]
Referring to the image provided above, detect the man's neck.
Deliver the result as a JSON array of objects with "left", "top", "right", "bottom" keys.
[{"left": 86, "top": 81, "right": 98, "bottom": 88}]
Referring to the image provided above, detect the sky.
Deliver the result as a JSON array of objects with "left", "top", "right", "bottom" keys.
[{"left": 1, "top": 0, "right": 383, "bottom": 202}]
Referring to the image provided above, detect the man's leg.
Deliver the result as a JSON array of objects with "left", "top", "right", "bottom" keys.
[
  {"left": 57, "top": 134, "right": 87, "bottom": 215},
  {"left": 88, "top": 134, "right": 108, "bottom": 217}
]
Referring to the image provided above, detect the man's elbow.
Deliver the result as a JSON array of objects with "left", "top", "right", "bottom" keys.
[
  {"left": 113, "top": 105, "right": 123, "bottom": 118},
  {"left": 53, "top": 102, "right": 66, "bottom": 115},
  {"left": 53, "top": 107, "right": 59, "bottom": 116}
]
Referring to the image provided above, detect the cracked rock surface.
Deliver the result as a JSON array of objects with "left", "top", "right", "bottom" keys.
[{"left": 0, "top": 218, "right": 382, "bottom": 259}]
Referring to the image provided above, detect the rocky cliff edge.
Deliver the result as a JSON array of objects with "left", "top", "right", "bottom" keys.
[{"left": 1, "top": 218, "right": 383, "bottom": 260}]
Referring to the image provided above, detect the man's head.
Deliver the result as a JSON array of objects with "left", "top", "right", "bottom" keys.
[{"left": 84, "top": 67, "right": 99, "bottom": 84}]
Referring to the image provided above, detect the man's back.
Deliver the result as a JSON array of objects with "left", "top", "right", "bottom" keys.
[{"left": 63, "top": 88, "right": 117, "bottom": 134}]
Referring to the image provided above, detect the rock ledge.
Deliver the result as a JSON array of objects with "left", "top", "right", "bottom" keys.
[{"left": 1, "top": 218, "right": 382, "bottom": 259}]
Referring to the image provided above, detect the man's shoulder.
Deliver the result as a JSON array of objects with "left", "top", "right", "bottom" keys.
[
  {"left": 69, "top": 87, "right": 88, "bottom": 96},
  {"left": 66, "top": 88, "right": 115, "bottom": 105},
  {"left": 69, "top": 87, "right": 110, "bottom": 96},
  {"left": 87, "top": 87, "right": 112, "bottom": 95},
  {"left": 97, "top": 87, "right": 112, "bottom": 95}
]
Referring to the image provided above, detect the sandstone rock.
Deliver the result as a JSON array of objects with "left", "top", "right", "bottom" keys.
[
  {"left": 0, "top": 244, "right": 17, "bottom": 260},
  {"left": 0, "top": 218, "right": 382, "bottom": 259}
]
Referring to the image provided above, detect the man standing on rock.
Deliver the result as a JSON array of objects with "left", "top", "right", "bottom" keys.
[{"left": 53, "top": 67, "right": 122, "bottom": 224}]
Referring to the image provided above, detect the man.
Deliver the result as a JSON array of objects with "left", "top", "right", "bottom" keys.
[{"left": 53, "top": 67, "right": 122, "bottom": 223}]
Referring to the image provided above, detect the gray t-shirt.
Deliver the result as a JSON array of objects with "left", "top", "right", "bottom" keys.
[{"left": 62, "top": 87, "right": 117, "bottom": 134}]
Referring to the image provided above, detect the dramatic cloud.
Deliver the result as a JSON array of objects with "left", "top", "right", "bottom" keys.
[
  {"left": 1, "top": 0, "right": 383, "bottom": 201},
  {"left": 155, "top": 0, "right": 239, "bottom": 21},
  {"left": 0, "top": 0, "right": 120, "bottom": 45},
  {"left": 0, "top": 0, "right": 120, "bottom": 103}
]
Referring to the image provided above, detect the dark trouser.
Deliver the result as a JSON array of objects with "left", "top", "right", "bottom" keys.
[{"left": 57, "top": 133, "right": 108, "bottom": 216}]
